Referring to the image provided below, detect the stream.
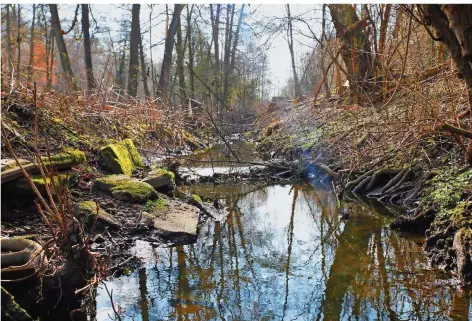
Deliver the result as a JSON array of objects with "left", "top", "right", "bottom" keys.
[{"left": 89, "top": 143, "right": 471, "bottom": 321}]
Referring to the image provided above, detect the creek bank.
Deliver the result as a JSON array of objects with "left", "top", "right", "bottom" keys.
[
  {"left": 254, "top": 102, "right": 472, "bottom": 285},
  {"left": 1, "top": 140, "right": 226, "bottom": 319}
]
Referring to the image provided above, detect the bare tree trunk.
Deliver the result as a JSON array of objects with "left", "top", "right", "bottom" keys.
[
  {"left": 116, "top": 46, "right": 126, "bottom": 90},
  {"left": 222, "top": 4, "right": 234, "bottom": 108},
  {"left": 378, "top": 4, "right": 392, "bottom": 62},
  {"left": 139, "top": 31, "right": 150, "bottom": 98},
  {"left": 321, "top": 4, "right": 331, "bottom": 98},
  {"left": 210, "top": 4, "right": 221, "bottom": 107},
  {"left": 420, "top": 4, "right": 472, "bottom": 163},
  {"left": 222, "top": 5, "right": 239, "bottom": 107},
  {"left": 27, "top": 4, "right": 36, "bottom": 84},
  {"left": 328, "top": 4, "right": 374, "bottom": 98},
  {"left": 49, "top": 4, "right": 78, "bottom": 90},
  {"left": 16, "top": 5, "right": 21, "bottom": 80},
  {"left": 187, "top": 5, "right": 195, "bottom": 101},
  {"left": 6, "top": 5, "right": 13, "bottom": 68},
  {"left": 158, "top": 4, "right": 184, "bottom": 100},
  {"left": 81, "top": 4, "right": 96, "bottom": 91},
  {"left": 286, "top": 4, "right": 301, "bottom": 99},
  {"left": 127, "top": 4, "right": 140, "bottom": 97},
  {"left": 149, "top": 5, "right": 156, "bottom": 97},
  {"left": 175, "top": 19, "right": 187, "bottom": 105}
]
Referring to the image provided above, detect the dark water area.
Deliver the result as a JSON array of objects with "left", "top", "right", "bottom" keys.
[{"left": 90, "top": 181, "right": 472, "bottom": 320}]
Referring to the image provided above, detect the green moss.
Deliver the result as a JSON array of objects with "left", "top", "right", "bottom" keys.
[
  {"left": 111, "top": 180, "right": 158, "bottom": 203},
  {"left": 100, "top": 139, "right": 143, "bottom": 176},
  {"left": 154, "top": 168, "right": 175, "bottom": 182},
  {"left": 1, "top": 287, "right": 33, "bottom": 321},
  {"left": 142, "top": 198, "right": 168, "bottom": 212},
  {"left": 422, "top": 168, "right": 471, "bottom": 213},
  {"left": 94, "top": 174, "right": 131, "bottom": 192},
  {"left": 41, "top": 149, "right": 86, "bottom": 168},
  {"left": 101, "top": 143, "right": 135, "bottom": 176},
  {"left": 73, "top": 200, "right": 117, "bottom": 225},
  {"left": 121, "top": 139, "right": 144, "bottom": 167},
  {"left": 189, "top": 194, "right": 203, "bottom": 206}
]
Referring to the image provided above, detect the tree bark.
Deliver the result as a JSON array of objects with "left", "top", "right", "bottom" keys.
[
  {"left": 158, "top": 4, "right": 184, "bottom": 100},
  {"left": 378, "top": 4, "right": 392, "bottom": 63},
  {"left": 16, "top": 5, "right": 21, "bottom": 80},
  {"left": 175, "top": 18, "right": 187, "bottom": 105},
  {"left": 81, "top": 4, "right": 96, "bottom": 91},
  {"left": 210, "top": 4, "right": 221, "bottom": 107},
  {"left": 27, "top": 4, "right": 36, "bottom": 84},
  {"left": 127, "top": 4, "right": 140, "bottom": 97},
  {"left": 187, "top": 5, "right": 195, "bottom": 101},
  {"left": 420, "top": 4, "right": 472, "bottom": 163},
  {"left": 328, "top": 4, "right": 374, "bottom": 97},
  {"left": 139, "top": 28, "right": 150, "bottom": 98},
  {"left": 286, "top": 4, "right": 301, "bottom": 99},
  {"left": 6, "top": 5, "right": 13, "bottom": 68},
  {"left": 49, "top": 4, "right": 79, "bottom": 90},
  {"left": 222, "top": 5, "right": 234, "bottom": 108}
]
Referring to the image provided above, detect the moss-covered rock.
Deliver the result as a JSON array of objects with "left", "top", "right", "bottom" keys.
[
  {"left": 189, "top": 194, "right": 203, "bottom": 206},
  {"left": 94, "top": 174, "right": 131, "bottom": 192},
  {"left": 100, "top": 139, "right": 143, "bottom": 176},
  {"left": 111, "top": 180, "right": 158, "bottom": 203},
  {"left": 1, "top": 287, "right": 33, "bottom": 321},
  {"left": 5, "top": 173, "right": 71, "bottom": 196},
  {"left": 73, "top": 201, "right": 119, "bottom": 227},
  {"left": 41, "top": 148, "right": 86, "bottom": 169},
  {"left": 141, "top": 198, "right": 168, "bottom": 213},
  {"left": 94, "top": 175, "right": 158, "bottom": 203},
  {"left": 142, "top": 168, "right": 175, "bottom": 193}
]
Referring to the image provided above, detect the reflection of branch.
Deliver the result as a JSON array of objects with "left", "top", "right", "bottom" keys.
[{"left": 282, "top": 187, "right": 298, "bottom": 321}]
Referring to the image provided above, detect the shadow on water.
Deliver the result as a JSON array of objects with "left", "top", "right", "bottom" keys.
[{"left": 92, "top": 181, "right": 472, "bottom": 321}]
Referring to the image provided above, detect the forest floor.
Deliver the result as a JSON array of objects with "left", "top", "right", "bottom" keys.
[{"left": 253, "top": 67, "right": 472, "bottom": 285}]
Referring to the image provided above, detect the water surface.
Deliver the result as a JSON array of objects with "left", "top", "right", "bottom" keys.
[{"left": 91, "top": 182, "right": 471, "bottom": 320}]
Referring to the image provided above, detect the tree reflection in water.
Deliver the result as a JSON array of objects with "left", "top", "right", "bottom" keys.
[{"left": 94, "top": 183, "right": 471, "bottom": 321}]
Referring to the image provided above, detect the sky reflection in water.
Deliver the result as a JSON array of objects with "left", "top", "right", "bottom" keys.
[{"left": 93, "top": 183, "right": 472, "bottom": 321}]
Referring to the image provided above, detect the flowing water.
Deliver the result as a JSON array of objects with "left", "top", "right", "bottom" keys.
[{"left": 90, "top": 143, "right": 472, "bottom": 320}]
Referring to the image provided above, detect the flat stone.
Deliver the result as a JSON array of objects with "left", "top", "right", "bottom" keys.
[
  {"left": 152, "top": 200, "right": 200, "bottom": 242},
  {"left": 1, "top": 159, "right": 35, "bottom": 183},
  {"left": 141, "top": 168, "right": 175, "bottom": 193},
  {"left": 73, "top": 201, "right": 120, "bottom": 228}
]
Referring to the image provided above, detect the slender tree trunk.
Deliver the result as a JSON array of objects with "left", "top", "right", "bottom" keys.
[
  {"left": 149, "top": 5, "right": 156, "bottom": 97},
  {"left": 27, "top": 4, "right": 36, "bottom": 84},
  {"left": 286, "top": 4, "right": 301, "bottom": 99},
  {"left": 187, "top": 5, "right": 195, "bottom": 101},
  {"left": 139, "top": 32, "right": 150, "bottom": 98},
  {"left": 127, "top": 4, "right": 140, "bottom": 97},
  {"left": 6, "top": 5, "right": 13, "bottom": 68},
  {"left": 116, "top": 46, "right": 126, "bottom": 90},
  {"left": 175, "top": 19, "right": 187, "bottom": 105},
  {"left": 321, "top": 4, "right": 331, "bottom": 98},
  {"left": 222, "top": 4, "right": 236, "bottom": 106},
  {"left": 49, "top": 4, "right": 78, "bottom": 90},
  {"left": 81, "top": 4, "right": 96, "bottom": 91},
  {"left": 16, "top": 5, "right": 21, "bottom": 80},
  {"left": 158, "top": 4, "right": 184, "bottom": 100},
  {"left": 47, "top": 32, "right": 54, "bottom": 89},
  {"left": 378, "top": 4, "right": 392, "bottom": 63},
  {"left": 210, "top": 4, "right": 221, "bottom": 107}
]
